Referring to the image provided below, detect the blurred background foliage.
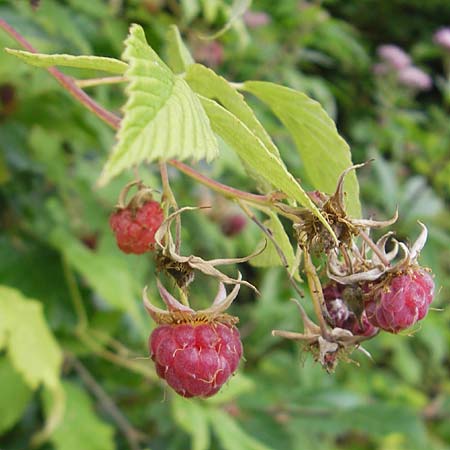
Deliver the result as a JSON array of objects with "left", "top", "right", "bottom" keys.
[{"left": 0, "top": 0, "right": 450, "bottom": 449}]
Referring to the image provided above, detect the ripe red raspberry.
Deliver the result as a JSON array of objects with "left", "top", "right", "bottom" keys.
[
  {"left": 323, "top": 283, "right": 378, "bottom": 337},
  {"left": 364, "top": 269, "right": 434, "bottom": 333},
  {"left": 110, "top": 200, "right": 163, "bottom": 254},
  {"left": 149, "top": 322, "right": 243, "bottom": 398}
]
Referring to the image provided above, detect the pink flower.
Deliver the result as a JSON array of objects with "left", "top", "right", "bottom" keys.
[
  {"left": 243, "top": 11, "right": 271, "bottom": 28},
  {"left": 377, "top": 44, "right": 411, "bottom": 69},
  {"left": 433, "top": 27, "right": 450, "bottom": 50},
  {"left": 397, "top": 66, "right": 432, "bottom": 90}
]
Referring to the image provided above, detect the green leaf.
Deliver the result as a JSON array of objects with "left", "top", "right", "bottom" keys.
[
  {"left": 0, "top": 356, "right": 33, "bottom": 434},
  {"left": 166, "top": 25, "right": 194, "bottom": 74},
  {"left": 200, "top": 0, "right": 220, "bottom": 22},
  {"left": 172, "top": 397, "right": 210, "bottom": 450},
  {"left": 198, "top": 95, "right": 336, "bottom": 240},
  {"left": 250, "top": 211, "right": 297, "bottom": 274},
  {"left": 99, "top": 24, "right": 218, "bottom": 186},
  {"left": 43, "top": 381, "right": 115, "bottom": 450},
  {"left": 48, "top": 227, "right": 146, "bottom": 335},
  {"left": 243, "top": 81, "right": 361, "bottom": 218},
  {"left": 208, "top": 409, "right": 274, "bottom": 450},
  {"left": 0, "top": 285, "right": 62, "bottom": 389},
  {"left": 185, "top": 64, "right": 280, "bottom": 159},
  {"left": 4, "top": 49, "right": 127, "bottom": 74}
]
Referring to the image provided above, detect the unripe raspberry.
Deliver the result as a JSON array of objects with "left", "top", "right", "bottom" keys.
[
  {"left": 323, "top": 283, "right": 378, "bottom": 337},
  {"left": 110, "top": 200, "right": 163, "bottom": 254},
  {"left": 150, "top": 322, "right": 243, "bottom": 398},
  {"left": 364, "top": 269, "right": 434, "bottom": 333}
]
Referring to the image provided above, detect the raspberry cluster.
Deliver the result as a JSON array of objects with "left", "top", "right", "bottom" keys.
[
  {"left": 323, "top": 268, "right": 434, "bottom": 335},
  {"left": 150, "top": 322, "right": 242, "bottom": 398}
]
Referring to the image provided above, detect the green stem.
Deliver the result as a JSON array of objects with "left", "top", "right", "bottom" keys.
[
  {"left": 76, "top": 76, "right": 127, "bottom": 88},
  {"left": 61, "top": 255, "right": 88, "bottom": 332}
]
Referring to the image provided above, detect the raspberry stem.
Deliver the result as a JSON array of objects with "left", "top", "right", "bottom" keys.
[
  {"left": 303, "top": 251, "right": 331, "bottom": 338},
  {"left": 159, "top": 161, "right": 181, "bottom": 254}
]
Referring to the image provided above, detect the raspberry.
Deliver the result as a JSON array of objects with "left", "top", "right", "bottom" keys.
[
  {"left": 110, "top": 200, "right": 163, "bottom": 254},
  {"left": 323, "top": 283, "right": 378, "bottom": 337},
  {"left": 364, "top": 269, "right": 434, "bottom": 333},
  {"left": 149, "top": 322, "right": 243, "bottom": 398},
  {"left": 221, "top": 214, "right": 247, "bottom": 237}
]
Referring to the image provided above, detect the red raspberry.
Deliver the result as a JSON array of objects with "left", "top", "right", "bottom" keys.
[
  {"left": 149, "top": 322, "right": 243, "bottom": 398},
  {"left": 364, "top": 269, "right": 434, "bottom": 333},
  {"left": 221, "top": 214, "right": 247, "bottom": 237},
  {"left": 323, "top": 283, "right": 378, "bottom": 337},
  {"left": 109, "top": 200, "right": 163, "bottom": 254}
]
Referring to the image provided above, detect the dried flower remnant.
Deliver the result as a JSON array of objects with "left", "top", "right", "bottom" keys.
[{"left": 154, "top": 207, "right": 261, "bottom": 291}]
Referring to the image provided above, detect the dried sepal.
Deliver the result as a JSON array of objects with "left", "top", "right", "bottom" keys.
[
  {"left": 155, "top": 207, "right": 262, "bottom": 293},
  {"left": 272, "top": 298, "right": 374, "bottom": 372},
  {"left": 115, "top": 179, "right": 157, "bottom": 211},
  {"left": 327, "top": 222, "right": 429, "bottom": 286},
  {"left": 143, "top": 279, "right": 241, "bottom": 326}
]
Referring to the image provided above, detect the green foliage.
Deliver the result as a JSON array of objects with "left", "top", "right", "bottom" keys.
[
  {"left": 0, "top": 357, "right": 32, "bottom": 434},
  {"left": 0, "top": 1, "right": 449, "bottom": 450},
  {"left": 0, "top": 285, "right": 62, "bottom": 389},
  {"left": 43, "top": 381, "right": 115, "bottom": 450},
  {"left": 199, "top": 96, "right": 335, "bottom": 237},
  {"left": 243, "top": 81, "right": 361, "bottom": 217}
]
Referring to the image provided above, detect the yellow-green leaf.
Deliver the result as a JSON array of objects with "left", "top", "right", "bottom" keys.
[
  {"left": 99, "top": 24, "right": 218, "bottom": 186},
  {"left": 4, "top": 49, "right": 127, "bottom": 74},
  {"left": 250, "top": 211, "right": 298, "bottom": 278},
  {"left": 0, "top": 285, "right": 62, "bottom": 390},
  {"left": 243, "top": 81, "right": 361, "bottom": 218},
  {"left": 166, "top": 25, "right": 194, "bottom": 74},
  {"left": 198, "top": 95, "right": 336, "bottom": 240},
  {"left": 0, "top": 357, "right": 33, "bottom": 434}
]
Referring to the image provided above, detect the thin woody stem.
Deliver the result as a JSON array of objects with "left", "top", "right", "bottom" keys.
[
  {"left": 168, "top": 160, "right": 273, "bottom": 207},
  {"left": 359, "top": 230, "right": 390, "bottom": 267},
  {"left": 303, "top": 250, "right": 330, "bottom": 338},
  {"left": 237, "top": 200, "right": 304, "bottom": 298},
  {"left": 0, "top": 19, "right": 121, "bottom": 129},
  {"left": 67, "top": 354, "right": 147, "bottom": 450}
]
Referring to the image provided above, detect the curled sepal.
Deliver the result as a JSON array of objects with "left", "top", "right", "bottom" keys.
[
  {"left": 351, "top": 207, "right": 398, "bottom": 229},
  {"left": 327, "top": 223, "right": 429, "bottom": 286},
  {"left": 143, "top": 279, "right": 240, "bottom": 326},
  {"left": 115, "top": 179, "right": 157, "bottom": 211},
  {"left": 272, "top": 298, "right": 376, "bottom": 372},
  {"left": 155, "top": 206, "right": 262, "bottom": 293}
]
